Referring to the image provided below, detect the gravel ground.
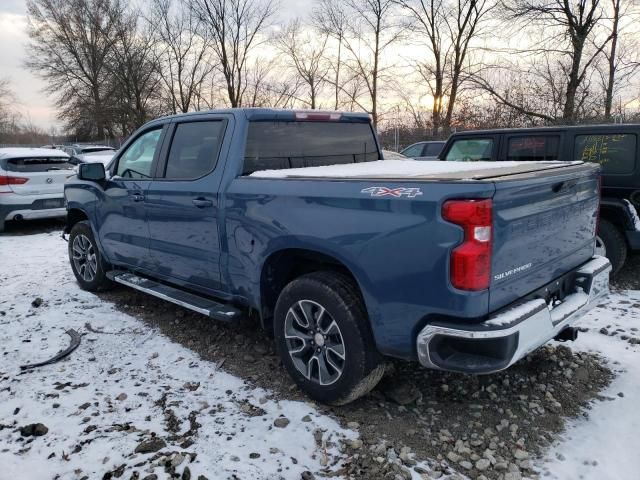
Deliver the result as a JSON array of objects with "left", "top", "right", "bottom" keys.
[
  {"left": 99, "top": 284, "right": 612, "bottom": 480},
  {"left": 3, "top": 219, "right": 620, "bottom": 480}
]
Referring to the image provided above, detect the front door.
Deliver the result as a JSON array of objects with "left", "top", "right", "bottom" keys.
[
  {"left": 96, "top": 127, "right": 165, "bottom": 269},
  {"left": 145, "top": 117, "right": 229, "bottom": 292}
]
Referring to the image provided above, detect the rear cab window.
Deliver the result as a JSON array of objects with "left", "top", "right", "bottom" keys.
[
  {"left": 574, "top": 134, "right": 637, "bottom": 174},
  {"left": 444, "top": 138, "right": 494, "bottom": 162},
  {"left": 2, "top": 157, "right": 74, "bottom": 172},
  {"left": 243, "top": 121, "right": 379, "bottom": 175},
  {"left": 507, "top": 135, "right": 560, "bottom": 161}
]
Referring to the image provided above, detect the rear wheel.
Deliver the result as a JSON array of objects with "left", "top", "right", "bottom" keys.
[
  {"left": 274, "top": 271, "right": 384, "bottom": 405},
  {"left": 597, "top": 219, "right": 627, "bottom": 276},
  {"left": 68, "top": 221, "right": 113, "bottom": 291}
]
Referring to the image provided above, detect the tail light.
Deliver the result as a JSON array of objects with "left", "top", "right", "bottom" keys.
[
  {"left": 442, "top": 199, "right": 493, "bottom": 291},
  {"left": 0, "top": 175, "right": 29, "bottom": 191}
]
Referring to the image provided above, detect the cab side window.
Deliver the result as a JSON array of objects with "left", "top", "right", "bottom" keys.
[
  {"left": 164, "top": 121, "right": 224, "bottom": 179},
  {"left": 116, "top": 128, "right": 162, "bottom": 179},
  {"left": 574, "top": 134, "right": 637, "bottom": 174},
  {"left": 507, "top": 136, "right": 560, "bottom": 161}
]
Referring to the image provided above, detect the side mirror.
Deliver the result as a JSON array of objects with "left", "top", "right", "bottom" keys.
[{"left": 78, "top": 162, "right": 106, "bottom": 181}]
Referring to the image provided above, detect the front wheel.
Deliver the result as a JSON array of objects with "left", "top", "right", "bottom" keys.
[
  {"left": 68, "top": 221, "right": 113, "bottom": 291},
  {"left": 274, "top": 271, "right": 384, "bottom": 405}
]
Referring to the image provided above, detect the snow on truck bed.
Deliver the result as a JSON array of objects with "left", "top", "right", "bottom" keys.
[{"left": 250, "top": 160, "right": 584, "bottom": 180}]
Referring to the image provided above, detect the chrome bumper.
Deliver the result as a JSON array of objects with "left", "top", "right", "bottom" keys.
[{"left": 416, "top": 256, "right": 611, "bottom": 374}]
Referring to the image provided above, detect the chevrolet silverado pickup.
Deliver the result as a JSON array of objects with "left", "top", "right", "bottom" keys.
[{"left": 63, "top": 109, "right": 611, "bottom": 405}]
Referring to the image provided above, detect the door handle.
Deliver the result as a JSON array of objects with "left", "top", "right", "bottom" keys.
[
  {"left": 192, "top": 198, "right": 213, "bottom": 208},
  {"left": 131, "top": 193, "right": 145, "bottom": 202}
]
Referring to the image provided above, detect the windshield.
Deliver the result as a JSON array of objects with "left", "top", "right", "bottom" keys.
[{"left": 444, "top": 139, "right": 494, "bottom": 162}]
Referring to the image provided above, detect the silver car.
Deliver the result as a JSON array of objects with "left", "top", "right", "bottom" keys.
[
  {"left": 0, "top": 148, "right": 74, "bottom": 232},
  {"left": 400, "top": 141, "right": 446, "bottom": 160}
]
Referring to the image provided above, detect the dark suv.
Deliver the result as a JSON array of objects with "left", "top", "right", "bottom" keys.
[{"left": 439, "top": 124, "right": 640, "bottom": 274}]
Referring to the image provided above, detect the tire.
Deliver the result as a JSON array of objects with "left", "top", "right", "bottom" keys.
[
  {"left": 597, "top": 219, "right": 627, "bottom": 276},
  {"left": 68, "top": 221, "right": 113, "bottom": 291},
  {"left": 273, "top": 271, "right": 385, "bottom": 405}
]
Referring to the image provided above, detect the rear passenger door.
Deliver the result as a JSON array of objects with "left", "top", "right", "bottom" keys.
[{"left": 145, "top": 115, "right": 231, "bottom": 292}]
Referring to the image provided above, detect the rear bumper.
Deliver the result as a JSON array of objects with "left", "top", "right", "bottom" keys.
[
  {"left": 416, "top": 256, "right": 611, "bottom": 374},
  {"left": 1, "top": 196, "right": 66, "bottom": 222}
]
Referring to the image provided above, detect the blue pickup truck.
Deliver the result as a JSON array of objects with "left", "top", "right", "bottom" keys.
[{"left": 64, "top": 109, "right": 611, "bottom": 405}]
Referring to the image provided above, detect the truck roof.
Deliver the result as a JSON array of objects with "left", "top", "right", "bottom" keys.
[
  {"left": 153, "top": 108, "right": 372, "bottom": 124},
  {"left": 452, "top": 124, "right": 640, "bottom": 136}
]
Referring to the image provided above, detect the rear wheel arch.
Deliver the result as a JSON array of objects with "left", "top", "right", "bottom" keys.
[{"left": 259, "top": 248, "right": 369, "bottom": 329}]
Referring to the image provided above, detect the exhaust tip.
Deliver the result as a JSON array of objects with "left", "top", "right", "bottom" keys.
[
  {"left": 13, "top": 214, "right": 23, "bottom": 221},
  {"left": 554, "top": 327, "right": 579, "bottom": 342}
]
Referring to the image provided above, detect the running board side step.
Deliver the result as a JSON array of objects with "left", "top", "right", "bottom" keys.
[{"left": 106, "top": 271, "right": 241, "bottom": 321}]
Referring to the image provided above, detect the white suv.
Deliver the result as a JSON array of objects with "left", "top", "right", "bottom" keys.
[{"left": 0, "top": 148, "right": 75, "bottom": 232}]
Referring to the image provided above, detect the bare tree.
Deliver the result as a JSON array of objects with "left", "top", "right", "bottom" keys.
[
  {"left": 26, "top": 0, "right": 126, "bottom": 139},
  {"left": 191, "top": 0, "right": 277, "bottom": 108},
  {"left": 397, "top": 0, "right": 494, "bottom": 133},
  {"left": 148, "top": 0, "right": 214, "bottom": 114},
  {"left": 109, "top": 11, "right": 163, "bottom": 134},
  {"left": 313, "top": 0, "right": 349, "bottom": 110},
  {"left": 340, "top": 0, "right": 401, "bottom": 126},
  {"left": 276, "top": 20, "right": 329, "bottom": 109},
  {"left": 504, "top": 0, "right": 612, "bottom": 121}
]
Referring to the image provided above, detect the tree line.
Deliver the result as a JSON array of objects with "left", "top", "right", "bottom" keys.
[{"left": 16, "top": 0, "right": 640, "bottom": 143}]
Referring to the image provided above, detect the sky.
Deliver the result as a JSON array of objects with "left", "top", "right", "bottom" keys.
[
  {"left": 0, "top": 0, "right": 309, "bottom": 132},
  {"left": 0, "top": 0, "right": 58, "bottom": 130}
]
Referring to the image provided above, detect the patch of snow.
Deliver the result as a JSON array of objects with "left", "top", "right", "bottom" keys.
[
  {"left": 0, "top": 147, "right": 70, "bottom": 159},
  {"left": 577, "top": 255, "right": 611, "bottom": 275},
  {"left": 250, "top": 160, "right": 582, "bottom": 179},
  {"left": 538, "top": 289, "right": 640, "bottom": 480},
  {"left": 485, "top": 299, "right": 547, "bottom": 327},
  {"left": 0, "top": 231, "right": 356, "bottom": 479},
  {"left": 623, "top": 199, "right": 640, "bottom": 231}
]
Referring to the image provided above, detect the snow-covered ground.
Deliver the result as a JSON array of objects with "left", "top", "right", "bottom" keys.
[
  {"left": 0, "top": 231, "right": 356, "bottom": 479},
  {"left": 538, "top": 289, "right": 640, "bottom": 480},
  {"left": 1, "top": 229, "right": 639, "bottom": 480}
]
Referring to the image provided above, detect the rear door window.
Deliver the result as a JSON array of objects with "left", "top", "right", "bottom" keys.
[
  {"left": 507, "top": 135, "right": 560, "bottom": 161},
  {"left": 444, "top": 138, "right": 494, "bottom": 161},
  {"left": 3, "top": 157, "right": 74, "bottom": 172},
  {"left": 243, "top": 121, "right": 378, "bottom": 175},
  {"left": 164, "top": 121, "right": 225, "bottom": 179},
  {"left": 574, "top": 134, "right": 637, "bottom": 174}
]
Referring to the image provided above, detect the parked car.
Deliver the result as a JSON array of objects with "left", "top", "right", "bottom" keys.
[
  {"left": 400, "top": 140, "right": 446, "bottom": 160},
  {"left": 381, "top": 149, "right": 407, "bottom": 160},
  {"left": 41, "top": 144, "right": 66, "bottom": 151},
  {"left": 64, "top": 145, "right": 117, "bottom": 166},
  {"left": 439, "top": 125, "right": 640, "bottom": 274},
  {"left": 63, "top": 109, "right": 610, "bottom": 405},
  {"left": 0, "top": 148, "right": 74, "bottom": 232}
]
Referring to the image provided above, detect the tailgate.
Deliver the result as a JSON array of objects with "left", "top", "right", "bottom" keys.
[{"left": 489, "top": 163, "right": 599, "bottom": 312}]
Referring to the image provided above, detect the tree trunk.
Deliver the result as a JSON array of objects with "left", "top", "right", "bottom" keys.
[{"left": 604, "top": 0, "right": 620, "bottom": 119}]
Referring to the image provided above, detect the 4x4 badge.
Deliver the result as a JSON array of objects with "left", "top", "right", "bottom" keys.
[{"left": 361, "top": 186, "right": 423, "bottom": 198}]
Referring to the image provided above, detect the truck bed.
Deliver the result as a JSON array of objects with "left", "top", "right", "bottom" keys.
[{"left": 249, "top": 159, "right": 585, "bottom": 181}]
